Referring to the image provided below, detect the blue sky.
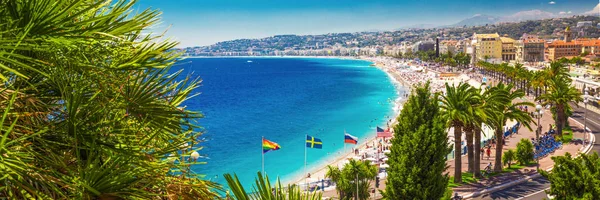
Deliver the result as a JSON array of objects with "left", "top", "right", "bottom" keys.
[{"left": 136, "top": 0, "right": 598, "bottom": 47}]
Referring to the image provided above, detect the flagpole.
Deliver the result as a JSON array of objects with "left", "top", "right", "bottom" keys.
[
  {"left": 262, "top": 136, "right": 265, "bottom": 176},
  {"left": 344, "top": 129, "right": 347, "bottom": 153},
  {"left": 304, "top": 134, "right": 307, "bottom": 191}
]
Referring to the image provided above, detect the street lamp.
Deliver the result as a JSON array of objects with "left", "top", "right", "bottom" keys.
[
  {"left": 584, "top": 87, "right": 589, "bottom": 144},
  {"left": 535, "top": 104, "right": 543, "bottom": 170}
]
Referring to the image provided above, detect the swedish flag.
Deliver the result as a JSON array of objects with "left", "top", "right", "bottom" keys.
[{"left": 306, "top": 135, "right": 323, "bottom": 149}]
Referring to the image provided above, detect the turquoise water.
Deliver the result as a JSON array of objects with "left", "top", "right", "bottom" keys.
[{"left": 174, "top": 57, "right": 402, "bottom": 189}]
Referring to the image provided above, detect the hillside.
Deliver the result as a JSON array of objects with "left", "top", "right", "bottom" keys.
[
  {"left": 444, "top": 15, "right": 600, "bottom": 39},
  {"left": 181, "top": 15, "right": 600, "bottom": 55}
]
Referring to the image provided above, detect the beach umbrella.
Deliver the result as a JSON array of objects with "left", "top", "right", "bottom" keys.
[
  {"left": 365, "top": 157, "right": 377, "bottom": 162},
  {"left": 190, "top": 151, "right": 200, "bottom": 162},
  {"left": 382, "top": 157, "right": 389, "bottom": 161},
  {"left": 380, "top": 164, "right": 390, "bottom": 168},
  {"left": 383, "top": 150, "right": 391, "bottom": 153}
]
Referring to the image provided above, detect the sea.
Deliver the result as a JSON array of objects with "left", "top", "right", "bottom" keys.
[{"left": 172, "top": 57, "right": 403, "bottom": 190}]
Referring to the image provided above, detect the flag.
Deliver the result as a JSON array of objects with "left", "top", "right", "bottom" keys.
[
  {"left": 306, "top": 135, "right": 323, "bottom": 149},
  {"left": 377, "top": 126, "right": 392, "bottom": 138},
  {"left": 262, "top": 138, "right": 281, "bottom": 154},
  {"left": 344, "top": 133, "right": 358, "bottom": 144}
]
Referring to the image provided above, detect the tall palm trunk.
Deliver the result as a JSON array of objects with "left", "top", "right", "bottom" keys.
[
  {"left": 473, "top": 127, "right": 482, "bottom": 178},
  {"left": 454, "top": 125, "right": 463, "bottom": 183},
  {"left": 556, "top": 105, "right": 565, "bottom": 137},
  {"left": 465, "top": 129, "right": 474, "bottom": 173},
  {"left": 494, "top": 128, "right": 503, "bottom": 172}
]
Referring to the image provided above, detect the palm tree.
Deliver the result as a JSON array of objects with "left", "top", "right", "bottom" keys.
[
  {"left": 538, "top": 77, "right": 583, "bottom": 136},
  {"left": 326, "top": 160, "right": 377, "bottom": 200},
  {"left": 471, "top": 84, "right": 506, "bottom": 178},
  {"left": 440, "top": 83, "right": 478, "bottom": 183},
  {"left": 224, "top": 172, "right": 322, "bottom": 200},
  {"left": 1, "top": 0, "right": 219, "bottom": 198},
  {"left": 488, "top": 83, "right": 534, "bottom": 172},
  {"left": 545, "top": 61, "right": 570, "bottom": 80},
  {"left": 530, "top": 71, "right": 547, "bottom": 98},
  {"left": 326, "top": 165, "right": 347, "bottom": 199}
]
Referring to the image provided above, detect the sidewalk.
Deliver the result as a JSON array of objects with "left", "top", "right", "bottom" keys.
[
  {"left": 454, "top": 117, "right": 588, "bottom": 198},
  {"left": 445, "top": 95, "right": 556, "bottom": 176}
]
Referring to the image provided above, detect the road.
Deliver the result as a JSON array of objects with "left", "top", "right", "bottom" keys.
[{"left": 470, "top": 104, "right": 600, "bottom": 200}]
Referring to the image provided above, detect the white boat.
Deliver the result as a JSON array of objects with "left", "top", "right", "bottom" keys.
[{"left": 247, "top": 60, "right": 253, "bottom": 63}]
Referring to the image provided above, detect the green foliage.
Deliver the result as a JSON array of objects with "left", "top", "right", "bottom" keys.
[
  {"left": 223, "top": 172, "right": 322, "bottom": 200},
  {"left": 502, "top": 149, "right": 516, "bottom": 168},
  {"left": 416, "top": 50, "right": 438, "bottom": 62},
  {"left": 538, "top": 62, "right": 583, "bottom": 136},
  {"left": 540, "top": 152, "right": 600, "bottom": 199},
  {"left": 326, "top": 160, "right": 377, "bottom": 200},
  {"left": 439, "top": 82, "right": 480, "bottom": 183},
  {"left": 516, "top": 139, "right": 534, "bottom": 165},
  {"left": 0, "top": 0, "right": 219, "bottom": 198},
  {"left": 581, "top": 51, "right": 591, "bottom": 57},
  {"left": 486, "top": 83, "right": 534, "bottom": 172},
  {"left": 441, "top": 188, "right": 455, "bottom": 200},
  {"left": 570, "top": 57, "right": 585, "bottom": 66},
  {"left": 438, "top": 52, "right": 471, "bottom": 68},
  {"left": 381, "top": 82, "right": 451, "bottom": 199}
]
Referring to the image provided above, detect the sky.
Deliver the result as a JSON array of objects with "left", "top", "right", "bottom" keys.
[{"left": 136, "top": 0, "right": 599, "bottom": 47}]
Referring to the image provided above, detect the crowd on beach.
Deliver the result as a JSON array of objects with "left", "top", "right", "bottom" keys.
[{"left": 367, "top": 56, "right": 481, "bottom": 94}]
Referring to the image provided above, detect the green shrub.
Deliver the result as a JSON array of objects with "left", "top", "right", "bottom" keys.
[
  {"left": 502, "top": 149, "right": 516, "bottom": 168},
  {"left": 516, "top": 139, "right": 534, "bottom": 165},
  {"left": 441, "top": 188, "right": 455, "bottom": 200}
]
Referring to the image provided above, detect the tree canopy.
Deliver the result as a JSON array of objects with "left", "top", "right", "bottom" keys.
[
  {"left": 382, "top": 82, "right": 451, "bottom": 199},
  {"left": 1, "top": 0, "right": 218, "bottom": 198},
  {"left": 541, "top": 153, "right": 600, "bottom": 199}
]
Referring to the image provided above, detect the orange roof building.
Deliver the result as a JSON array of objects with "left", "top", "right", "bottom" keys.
[
  {"left": 546, "top": 27, "right": 582, "bottom": 61},
  {"left": 574, "top": 38, "right": 600, "bottom": 55}
]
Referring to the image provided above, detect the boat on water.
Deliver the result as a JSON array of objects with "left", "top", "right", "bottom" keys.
[{"left": 247, "top": 60, "right": 253, "bottom": 63}]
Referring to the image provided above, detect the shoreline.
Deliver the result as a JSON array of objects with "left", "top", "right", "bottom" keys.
[
  {"left": 183, "top": 55, "right": 361, "bottom": 60},
  {"left": 286, "top": 56, "right": 409, "bottom": 186}
]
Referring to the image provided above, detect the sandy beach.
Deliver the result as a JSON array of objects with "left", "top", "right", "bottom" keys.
[
  {"left": 288, "top": 56, "right": 497, "bottom": 191},
  {"left": 285, "top": 56, "right": 406, "bottom": 188}
]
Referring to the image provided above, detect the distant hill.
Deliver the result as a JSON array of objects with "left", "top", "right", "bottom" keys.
[
  {"left": 452, "top": 14, "right": 500, "bottom": 27},
  {"left": 446, "top": 15, "right": 600, "bottom": 40},
  {"left": 449, "top": 9, "right": 561, "bottom": 28},
  {"left": 395, "top": 24, "right": 438, "bottom": 30},
  {"left": 500, "top": 10, "right": 556, "bottom": 23}
]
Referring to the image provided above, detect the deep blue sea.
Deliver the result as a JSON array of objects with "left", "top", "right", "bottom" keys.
[{"left": 173, "top": 57, "right": 402, "bottom": 189}]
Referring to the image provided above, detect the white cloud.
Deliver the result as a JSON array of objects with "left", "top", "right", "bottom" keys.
[
  {"left": 559, "top": 11, "right": 566, "bottom": 15},
  {"left": 567, "top": 11, "right": 571, "bottom": 14},
  {"left": 548, "top": 1, "right": 556, "bottom": 5},
  {"left": 473, "top": 14, "right": 481, "bottom": 17},
  {"left": 583, "top": 3, "right": 600, "bottom": 15}
]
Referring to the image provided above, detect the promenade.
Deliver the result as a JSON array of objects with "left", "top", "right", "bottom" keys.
[{"left": 313, "top": 57, "right": 590, "bottom": 199}]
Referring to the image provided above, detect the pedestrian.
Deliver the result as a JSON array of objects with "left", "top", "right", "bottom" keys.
[
  {"left": 486, "top": 147, "right": 491, "bottom": 160},
  {"left": 480, "top": 147, "right": 484, "bottom": 159}
]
